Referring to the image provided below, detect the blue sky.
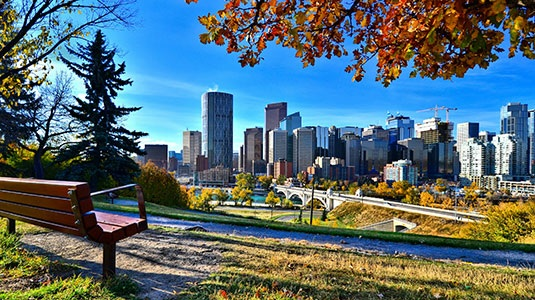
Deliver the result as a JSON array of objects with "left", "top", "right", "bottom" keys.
[{"left": 68, "top": 0, "right": 535, "bottom": 153}]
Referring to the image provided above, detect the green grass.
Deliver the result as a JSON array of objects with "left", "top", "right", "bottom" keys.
[
  {"left": 93, "top": 199, "right": 535, "bottom": 253},
  {"left": 0, "top": 274, "right": 139, "bottom": 300},
  {"left": 0, "top": 230, "right": 49, "bottom": 278},
  {"left": 175, "top": 230, "right": 535, "bottom": 299},
  {"left": 0, "top": 226, "right": 139, "bottom": 300}
]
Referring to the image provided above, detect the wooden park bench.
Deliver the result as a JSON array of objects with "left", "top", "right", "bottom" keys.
[{"left": 0, "top": 177, "right": 148, "bottom": 278}]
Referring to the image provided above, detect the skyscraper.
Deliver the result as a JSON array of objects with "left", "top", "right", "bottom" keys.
[
  {"left": 386, "top": 113, "right": 414, "bottom": 144},
  {"left": 415, "top": 117, "right": 454, "bottom": 178},
  {"left": 457, "top": 122, "right": 479, "bottom": 146},
  {"left": 244, "top": 127, "right": 263, "bottom": 173},
  {"left": 202, "top": 91, "right": 233, "bottom": 169},
  {"left": 293, "top": 127, "right": 315, "bottom": 175},
  {"left": 500, "top": 102, "right": 529, "bottom": 175},
  {"left": 280, "top": 112, "right": 302, "bottom": 162},
  {"left": 264, "top": 102, "right": 287, "bottom": 162},
  {"left": 183, "top": 130, "right": 202, "bottom": 169},
  {"left": 269, "top": 129, "right": 288, "bottom": 163},
  {"left": 342, "top": 133, "right": 361, "bottom": 174},
  {"left": 529, "top": 109, "right": 535, "bottom": 174}
]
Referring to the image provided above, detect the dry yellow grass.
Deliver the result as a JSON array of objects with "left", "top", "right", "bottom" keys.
[
  {"left": 328, "top": 202, "right": 468, "bottom": 237},
  {"left": 179, "top": 233, "right": 535, "bottom": 299}
]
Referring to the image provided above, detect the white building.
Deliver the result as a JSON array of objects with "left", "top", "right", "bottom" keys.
[
  {"left": 459, "top": 138, "right": 493, "bottom": 185},
  {"left": 492, "top": 134, "right": 521, "bottom": 177}
]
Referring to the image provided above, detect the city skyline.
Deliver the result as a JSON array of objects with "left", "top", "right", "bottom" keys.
[{"left": 60, "top": 0, "right": 535, "bottom": 153}]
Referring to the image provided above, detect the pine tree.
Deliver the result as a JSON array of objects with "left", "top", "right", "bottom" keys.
[{"left": 59, "top": 30, "right": 147, "bottom": 189}]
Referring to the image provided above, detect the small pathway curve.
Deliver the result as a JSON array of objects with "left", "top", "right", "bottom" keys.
[{"left": 108, "top": 209, "right": 535, "bottom": 268}]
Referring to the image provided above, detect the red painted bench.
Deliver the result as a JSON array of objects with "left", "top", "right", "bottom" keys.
[{"left": 0, "top": 177, "right": 147, "bottom": 278}]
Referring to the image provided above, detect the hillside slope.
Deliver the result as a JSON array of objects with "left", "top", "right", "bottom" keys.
[{"left": 328, "top": 202, "right": 468, "bottom": 237}]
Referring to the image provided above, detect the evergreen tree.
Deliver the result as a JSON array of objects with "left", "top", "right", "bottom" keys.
[{"left": 59, "top": 30, "right": 147, "bottom": 189}]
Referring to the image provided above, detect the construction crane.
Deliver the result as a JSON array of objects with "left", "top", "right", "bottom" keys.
[{"left": 417, "top": 105, "right": 458, "bottom": 122}]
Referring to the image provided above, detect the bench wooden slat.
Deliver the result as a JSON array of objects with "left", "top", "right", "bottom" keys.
[
  {"left": 0, "top": 190, "right": 71, "bottom": 212},
  {"left": 0, "top": 200, "right": 79, "bottom": 228},
  {"left": 94, "top": 211, "right": 147, "bottom": 243},
  {"left": 0, "top": 210, "right": 83, "bottom": 236},
  {"left": 0, "top": 177, "right": 90, "bottom": 198}
]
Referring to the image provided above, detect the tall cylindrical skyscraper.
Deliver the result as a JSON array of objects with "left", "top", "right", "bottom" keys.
[{"left": 202, "top": 92, "right": 233, "bottom": 169}]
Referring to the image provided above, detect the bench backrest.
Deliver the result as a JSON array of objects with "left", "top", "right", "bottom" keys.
[{"left": 0, "top": 177, "right": 97, "bottom": 236}]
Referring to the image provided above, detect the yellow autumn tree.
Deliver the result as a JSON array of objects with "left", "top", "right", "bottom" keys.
[{"left": 419, "top": 191, "right": 435, "bottom": 207}]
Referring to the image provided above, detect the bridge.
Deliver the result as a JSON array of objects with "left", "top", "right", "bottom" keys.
[{"left": 273, "top": 186, "right": 486, "bottom": 223}]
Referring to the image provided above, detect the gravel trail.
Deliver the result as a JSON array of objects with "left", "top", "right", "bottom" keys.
[{"left": 118, "top": 211, "right": 535, "bottom": 268}]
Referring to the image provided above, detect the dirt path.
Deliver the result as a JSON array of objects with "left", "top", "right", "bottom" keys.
[{"left": 20, "top": 229, "right": 222, "bottom": 300}]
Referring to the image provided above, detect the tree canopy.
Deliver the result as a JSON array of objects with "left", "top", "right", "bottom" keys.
[
  {"left": 0, "top": 0, "right": 134, "bottom": 98},
  {"left": 187, "top": 0, "right": 535, "bottom": 86}
]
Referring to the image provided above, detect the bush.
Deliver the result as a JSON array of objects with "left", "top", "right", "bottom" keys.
[
  {"left": 135, "top": 162, "right": 187, "bottom": 208},
  {"left": 461, "top": 201, "right": 535, "bottom": 243},
  {"left": 188, "top": 188, "right": 216, "bottom": 212},
  {"left": 281, "top": 198, "right": 294, "bottom": 209}
]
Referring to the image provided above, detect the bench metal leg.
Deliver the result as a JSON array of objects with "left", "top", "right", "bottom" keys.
[
  {"left": 7, "top": 219, "right": 15, "bottom": 234},
  {"left": 103, "top": 243, "right": 116, "bottom": 279}
]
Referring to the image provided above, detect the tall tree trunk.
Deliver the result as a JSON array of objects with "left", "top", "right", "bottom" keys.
[{"left": 33, "top": 152, "right": 44, "bottom": 179}]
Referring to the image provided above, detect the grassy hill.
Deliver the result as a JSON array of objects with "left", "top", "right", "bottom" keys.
[{"left": 327, "top": 202, "right": 468, "bottom": 237}]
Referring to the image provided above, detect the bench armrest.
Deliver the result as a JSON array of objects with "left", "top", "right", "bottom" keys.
[{"left": 91, "top": 184, "right": 147, "bottom": 220}]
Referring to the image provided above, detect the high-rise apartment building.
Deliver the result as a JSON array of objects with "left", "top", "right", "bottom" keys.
[
  {"left": 144, "top": 144, "right": 168, "bottom": 169},
  {"left": 293, "top": 127, "right": 315, "bottom": 175},
  {"left": 183, "top": 130, "right": 202, "bottom": 170},
  {"left": 456, "top": 122, "right": 479, "bottom": 148},
  {"left": 459, "top": 138, "right": 494, "bottom": 184},
  {"left": 479, "top": 131, "right": 496, "bottom": 143},
  {"left": 202, "top": 91, "right": 233, "bottom": 169},
  {"left": 500, "top": 102, "right": 529, "bottom": 175},
  {"left": 244, "top": 127, "right": 263, "bottom": 173},
  {"left": 264, "top": 102, "right": 287, "bottom": 162},
  {"left": 493, "top": 134, "right": 520, "bottom": 178}
]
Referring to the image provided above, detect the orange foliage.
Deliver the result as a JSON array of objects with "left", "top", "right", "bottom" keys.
[{"left": 187, "top": 0, "right": 535, "bottom": 86}]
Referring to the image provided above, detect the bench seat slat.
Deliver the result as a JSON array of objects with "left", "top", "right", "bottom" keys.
[{"left": 93, "top": 212, "right": 147, "bottom": 243}]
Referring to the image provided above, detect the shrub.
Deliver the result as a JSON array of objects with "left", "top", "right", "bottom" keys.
[
  {"left": 135, "top": 162, "right": 187, "bottom": 208},
  {"left": 189, "top": 188, "right": 216, "bottom": 212},
  {"left": 281, "top": 198, "right": 294, "bottom": 209},
  {"left": 461, "top": 201, "right": 535, "bottom": 243}
]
